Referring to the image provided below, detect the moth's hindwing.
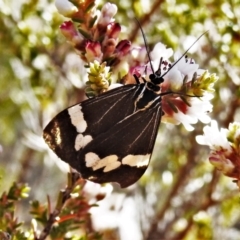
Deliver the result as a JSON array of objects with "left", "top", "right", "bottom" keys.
[{"left": 43, "top": 83, "right": 162, "bottom": 187}]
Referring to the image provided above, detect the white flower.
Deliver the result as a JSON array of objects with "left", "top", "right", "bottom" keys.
[
  {"left": 164, "top": 56, "right": 202, "bottom": 90},
  {"left": 196, "top": 120, "right": 231, "bottom": 152},
  {"left": 186, "top": 94, "right": 213, "bottom": 124},
  {"left": 131, "top": 46, "right": 147, "bottom": 64},
  {"left": 195, "top": 121, "right": 240, "bottom": 180},
  {"left": 150, "top": 42, "right": 173, "bottom": 70},
  {"left": 55, "top": 0, "right": 78, "bottom": 17},
  {"left": 98, "top": 3, "right": 118, "bottom": 26},
  {"left": 148, "top": 42, "right": 206, "bottom": 91},
  {"left": 130, "top": 43, "right": 173, "bottom": 79}
]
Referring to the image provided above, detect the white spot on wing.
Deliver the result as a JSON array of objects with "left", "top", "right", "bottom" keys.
[
  {"left": 74, "top": 134, "right": 92, "bottom": 150},
  {"left": 68, "top": 105, "right": 87, "bottom": 133},
  {"left": 101, "top": 155, "right": 121, "bottom": 172},
  {"left": 122, "top": 154, "right": 150, "bottom": 167},
  {"left": 85, "top": 153, "right": 121, "bottom": 172},
  {"left": 53, "top": 123, "right": 62, "bottom": 145},
  {"left": 85, "top": 152, "right": 100, "bottom": 167},
  {"left": 55, "top": 128, "right": 62, "bottom": 145}
]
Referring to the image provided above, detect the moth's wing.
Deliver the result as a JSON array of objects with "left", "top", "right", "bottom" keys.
[
  {"left": 77, "top": 99, "right": 162, "bottom": 188},
  {"left": 43, "top": 84, "right": 144, "bottom": 168}
]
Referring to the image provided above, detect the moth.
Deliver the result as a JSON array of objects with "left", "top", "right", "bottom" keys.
[{"left": 43, "top": 31, "right": 204, "bottom": 188}]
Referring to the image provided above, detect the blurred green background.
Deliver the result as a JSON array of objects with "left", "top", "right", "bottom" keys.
[{"left": 1, "top": 0, "right": 240, "bottom": 239}]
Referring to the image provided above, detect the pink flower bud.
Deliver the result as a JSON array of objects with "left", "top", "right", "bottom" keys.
[
  {"left": 85, "top": 41, "right": 102, "bottom": 62},
  {"left": 106, "top": 22, "right": 121, "bottom": 39},
  {"left": 103, "top": 38, "right": 117, "bottom": 57},
  {"left": 209, "top": 151, "right": 235, "bottom": 175},
  {"left": 115, "top": 40, "right": 131, "bottom": 57},
  {"left": 60, "top": 21, "right": 83, "bottom": 45}
]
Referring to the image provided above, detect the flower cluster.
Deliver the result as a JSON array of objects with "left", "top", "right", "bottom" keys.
[
  {"left": 196, "top": 121, "right": 240, "bottom": 187},
  {"left": 55, "top": 0, "right": 218, "bottom": 130},
  {"left": 56, "top": 0, "right": 131, "bottom": 95}
]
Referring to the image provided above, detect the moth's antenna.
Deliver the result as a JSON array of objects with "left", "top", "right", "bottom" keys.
[
  {"left": 135, "top": 18, "right": 155, "bottom": 75},
  {"left": 161, "top": 31, "right": 208, "bottom": 78}
]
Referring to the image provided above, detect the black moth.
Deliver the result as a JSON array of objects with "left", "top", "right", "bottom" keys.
[{"left": 43, "top": 30, "right": 203, "bottom": 188}]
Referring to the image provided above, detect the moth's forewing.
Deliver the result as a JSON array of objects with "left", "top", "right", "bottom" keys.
[{"left": 43, "top": 84, "right": 144, "bottom": 170}]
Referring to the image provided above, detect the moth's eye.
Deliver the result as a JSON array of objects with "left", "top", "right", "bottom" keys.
[{"left": 149, "top": 73, "right": 155, "bottom": 81}]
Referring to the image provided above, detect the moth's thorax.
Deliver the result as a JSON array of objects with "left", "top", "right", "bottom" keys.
[
  {"left": 134, "top": 82, "right": 161, "bottom": 111},
  {"left": 146, "top": 81, "right": 161, "bottom": 93}
]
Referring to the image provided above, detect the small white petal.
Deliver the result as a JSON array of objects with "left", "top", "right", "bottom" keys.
[
  {"left": 102, "top": 2, "right": 118, "bottom": 16},
  {"left": 98, "top": 3, "right": 118, "bottom": 25},
  {"left": 150, "top": 42, "right": 173, "bottom": 61},
  {"left": 196, "top": 135, "right": 206, "bottom": 145},
  {"left": 164, "top": 66, "right": 183, "bottom": 89},
  {"left": 186, "top": 97, "right": 213, "bottom": 124},
  {"left": 173, "top": 111, "right": 197, "bottom": 131},
  {"left": 174, "top": 56, "right": 199, "bottom": 76},
  {"left": 55, "top": 0, "right": 78, "bottom": 17}
]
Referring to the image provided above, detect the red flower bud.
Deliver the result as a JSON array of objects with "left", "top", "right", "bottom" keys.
[
  {"left": 103, "top": 38, "right": 117, "bottom": 57},
  {"left": 115, "top": 40, "right": 131, "bottom": 57},
  {"left": 106, "top": 22, "right": 121, "bottom": 39},
  {"left": 60, "top": 21, "right": 83, "bottom": 45},
  {"left": 85, "top": 41, "right": 102, "bottom": 62}
]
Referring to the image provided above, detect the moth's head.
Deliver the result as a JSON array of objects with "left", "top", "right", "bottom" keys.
[{"left": 149, "top": 72, "right": 164, "bottom": 85}]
